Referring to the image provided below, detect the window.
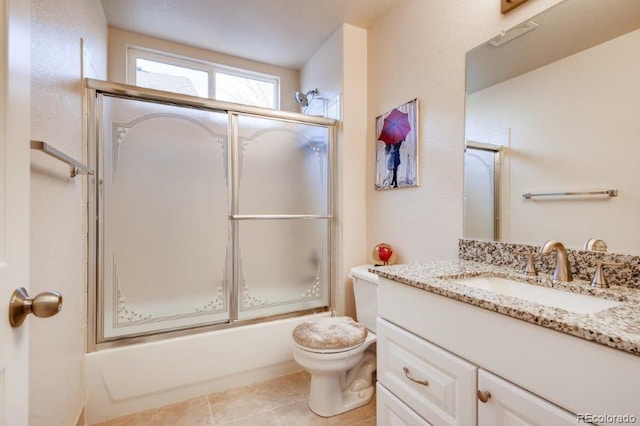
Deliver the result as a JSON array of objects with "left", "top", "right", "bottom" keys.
[
  {"left": 127, "top": 47, "right": 280, "bottom": 109},
  {"left": 135, "top": 58, "right": 210, "bottom": 98},
  {"left": 215, "top": 71, "right": 276, "bottom": 109}
]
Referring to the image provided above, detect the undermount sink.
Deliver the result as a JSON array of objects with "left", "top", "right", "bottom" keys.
[{"left": 451, "top": 275, "right": 621, "bottom": 314}]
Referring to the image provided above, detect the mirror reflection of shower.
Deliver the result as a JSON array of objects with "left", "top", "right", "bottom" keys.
[
  {"left": 463, "top": 142, "right": 502, "bottom": 241},
  {"left": 294, "top": 88, "right": 328, "bottom": 116}
]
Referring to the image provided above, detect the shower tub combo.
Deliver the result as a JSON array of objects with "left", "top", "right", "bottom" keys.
[{"left": 84, "top": 80, "right": 337, "bottom": 423}]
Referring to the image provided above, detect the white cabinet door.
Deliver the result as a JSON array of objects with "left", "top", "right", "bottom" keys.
[
  {"left": 0, "top": 0, "right": 31, "bottom": 424},
  {"left": 377, "top": 318, "right": 477, "bottom": 425},
  {"left": 478, "top": 370, "right": 580, "bottom": 426},
  {"left": 378, "top": 383, "right": 432, "bottom": 426}
]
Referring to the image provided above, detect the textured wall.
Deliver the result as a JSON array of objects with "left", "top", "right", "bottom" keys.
[
  {"left": 340, "top": 25, "right": 369, "bottom": 316},
  {"left": 30, "top": 0, "right": 107, "bottom": 424},
  {"left": 366, "top": 0, "right": 562, "bottom": 264}
]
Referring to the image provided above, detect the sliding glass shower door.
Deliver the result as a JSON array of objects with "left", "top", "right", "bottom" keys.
[
  {"left": 92, "top": 84, "right": 334, "bottom": 343},
  {"left": 99, "top": 95, "right": 230, "bottom": 340},
  {"left": 233, "top": 115, "right": 331, "bottom": 320}
]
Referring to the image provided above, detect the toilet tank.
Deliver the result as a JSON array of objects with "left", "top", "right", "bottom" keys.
[{"left": 350, "top": 265, "right": 379, "bottom": 333}]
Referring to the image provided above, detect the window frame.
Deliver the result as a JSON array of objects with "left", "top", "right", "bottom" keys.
[{"left": 126, "top": 46, "right": 280, "bottom": 109}]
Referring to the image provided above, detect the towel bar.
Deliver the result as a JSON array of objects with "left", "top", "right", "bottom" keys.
[
  {"left": 30, "top": 140, "right": 94, "bottom": 177},
  {"left": 522, "top": 189, "right": 618, "bottom": 199}
]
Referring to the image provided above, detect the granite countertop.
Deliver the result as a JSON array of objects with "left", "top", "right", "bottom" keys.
[{"left": 370, "top": 260, "right": 640, "bottom": 356}]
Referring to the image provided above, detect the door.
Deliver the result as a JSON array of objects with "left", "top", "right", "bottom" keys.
[
  {"left": 0, "top": 0, "right": 31, "bottom": 424},
  {"left": 477, "top": 370, "right": 580, "bottom": 425}
]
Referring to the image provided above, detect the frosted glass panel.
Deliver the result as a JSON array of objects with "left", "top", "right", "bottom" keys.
[
  {"left": 464, "top": 148, "right": 496, "bottom": 240},
  {"left": 100, "top": 95, "right": 229, "bottom": 339},
  {"left": 92, "top": 86, "right": 333, "bottom": 344},
  {"left": 238, "top": 115, "right": 329, "bottom": 215},
  {"left": 237, "top": 219, "right": 330, "bottom": 320}
]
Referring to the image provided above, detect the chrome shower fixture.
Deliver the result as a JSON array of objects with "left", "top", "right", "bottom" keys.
[{"left": 294, "top": 88, "right": 319, "bottom": 107}]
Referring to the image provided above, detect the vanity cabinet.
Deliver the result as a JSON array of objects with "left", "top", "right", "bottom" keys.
[
  {"left": 377, "top": 277, "right": 638, "bottom": 425},
  {"left": 377, "top": 317, "right": 579, "bottom": 425}
]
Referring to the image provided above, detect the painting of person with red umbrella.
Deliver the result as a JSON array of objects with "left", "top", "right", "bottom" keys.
[{"left": 375, "top": 99, "right": 419, "bottom": 190}]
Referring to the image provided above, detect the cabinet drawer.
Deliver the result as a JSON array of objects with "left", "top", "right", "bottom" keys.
[
  {"left": 378, "top": 383, "right": 432, "bottom": 425},
  {"left": 377, "top": 318, "right": 477, "bottom": 425}
]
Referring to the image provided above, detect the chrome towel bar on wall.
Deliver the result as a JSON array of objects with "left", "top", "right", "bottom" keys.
[
  {"left": 30, "top": 140, "right": 94, "bottom": 177},
  {"left": 522, "top": 189, "right": 618, "bottom": 199}
]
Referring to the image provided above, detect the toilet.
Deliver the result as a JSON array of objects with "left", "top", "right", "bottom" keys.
[{"left": 292, "top": 265, "right": 378, "bottom": 417}]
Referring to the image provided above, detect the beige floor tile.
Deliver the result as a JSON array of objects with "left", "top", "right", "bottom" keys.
[
  {"left": 218, "top": 410, "right": 279, "bottom": 426},
  {"left": 92, "top": 396, "right": 212, "bottom": 426},
  {"left": 351, "top": 417, "right": 377, "bottom": 426},
  {"left": 91, "top": 371, "right": 375, "bottom": 426},
  {"left": 300, "top": 369, "right": 312, "bottom": 383},
  {"left": 273, "top": 397, "right": 376, "bottom": 426},
  {"left": 208, "top": 372, "right": 309, "bottom": 424}
]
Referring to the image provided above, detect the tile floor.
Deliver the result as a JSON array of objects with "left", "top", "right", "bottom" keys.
[{"left": 93, "top": 371, "right": 376, "bottom": 426}]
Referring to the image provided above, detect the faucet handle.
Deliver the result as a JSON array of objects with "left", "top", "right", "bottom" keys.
[
  {"left": 591, "top": 261, "right": 627, "bottom": 288},
  {"left": 584, "top": 238, "right": 608, "bottom": 252},
  {"left": 514, "top": 251, "right": 538, "bottom": 277}
]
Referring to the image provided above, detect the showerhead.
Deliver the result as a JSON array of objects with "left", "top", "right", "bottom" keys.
[
  {"left": 294, "top": 91, "right": 309, "bottom": 107},
  {"left": 294, "top": 89, "right": 319, "bottom": 107}
]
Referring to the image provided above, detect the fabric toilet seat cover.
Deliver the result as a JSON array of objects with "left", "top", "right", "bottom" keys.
[{"left": 292, "top": 316, "right": 368, "bottom": 351}]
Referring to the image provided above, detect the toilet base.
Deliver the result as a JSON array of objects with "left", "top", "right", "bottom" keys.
[
  {"left": 309, "top": 383, "right": 375, "bottom": 418},
  {"left": 307, "top": 351, "right": 376, "bottom": 417}
]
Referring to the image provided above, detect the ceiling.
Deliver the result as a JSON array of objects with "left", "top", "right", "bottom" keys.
[
  {"left": 466, "top": 0, "right": 640, "bottom": 93},
  {"left": 100, "top": 0, "right": 398, "bottom": 69}
]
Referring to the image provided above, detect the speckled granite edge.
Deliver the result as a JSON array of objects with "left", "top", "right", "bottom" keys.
[
  {"left": 370, "top": 260, "right": 640, "bottom": 357},
  {"left": 459, "top": 238, "right": 640, "bottom": 289}
]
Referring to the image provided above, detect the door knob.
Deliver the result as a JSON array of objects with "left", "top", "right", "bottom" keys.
[{"left": 9, "top": 287, "right": 62, "bottom": 327}]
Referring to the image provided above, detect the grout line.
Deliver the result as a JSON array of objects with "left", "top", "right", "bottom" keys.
[
  {"left": 271, "top": 409, "right": 283, "bottom": 426},
  {"left": 217, "top": 410, "right": 274, "bottom": 425},
  {"left": 298, "top": 370, "right": 311, "bottom": 384},
  {"left": 272, "top": 399, "right": 304, "bottom": 411},
  {"left": 206, "top": 394, "right": 215, "bottom": 426}
]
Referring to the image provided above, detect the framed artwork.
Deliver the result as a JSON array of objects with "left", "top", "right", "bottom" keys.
[{"left": 374, "top": 98, "right": 419, "bottom": 190}]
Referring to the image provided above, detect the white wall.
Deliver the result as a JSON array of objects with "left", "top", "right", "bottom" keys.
[
  {"left": 300, "top": 26, "right": 343, "bottom": 109},
  {"left": 30, "top": 0, "right": 107, "bottom": 424},
  {"left": 301, "top": 24, "right": 368, "bottom": 317},
  {"left": 466, "top": 28, "right": 640, "bottom": 253},
  {"left": 108, "top": 28, "right": 300, "bottom": 112},
  {"left": 340, "top": 25, "right": 368, "bottom": 317},
  {"left": 366, "top": 0, "right": 563, "bottom": 263}
]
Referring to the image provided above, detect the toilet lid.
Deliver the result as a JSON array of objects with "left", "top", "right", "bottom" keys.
[{"left": 292, "top": 317, "right": 368, "bottom": 352}]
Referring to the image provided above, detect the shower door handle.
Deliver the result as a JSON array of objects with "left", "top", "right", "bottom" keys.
[{"left": 9, "top": 287, "right": 63, "bottom": 327}]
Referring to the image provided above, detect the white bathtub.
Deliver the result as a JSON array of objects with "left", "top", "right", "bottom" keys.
[{"left": 85, "top": 313, "right": 328, "bottom": 424}]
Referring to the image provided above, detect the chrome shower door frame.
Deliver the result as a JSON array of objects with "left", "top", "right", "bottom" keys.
[{"left": 86, "top": 79, "right": 337, "bottom": 351}]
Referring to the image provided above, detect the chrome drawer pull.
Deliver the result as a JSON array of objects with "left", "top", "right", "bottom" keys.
[
  {"left": 402, "top": 367, "right": 429, "bottom": 387},
  {"left": 477, "top": 390, "right": 492, "bottom": 403}
]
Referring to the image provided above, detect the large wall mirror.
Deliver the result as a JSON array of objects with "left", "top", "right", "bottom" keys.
[{"left": 464, "top": 0, "right": 640, "bottom": 254}]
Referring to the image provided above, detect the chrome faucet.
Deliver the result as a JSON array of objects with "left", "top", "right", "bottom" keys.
[{"left": 539, "top": 240, "right": 573, "bottom": 282}]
